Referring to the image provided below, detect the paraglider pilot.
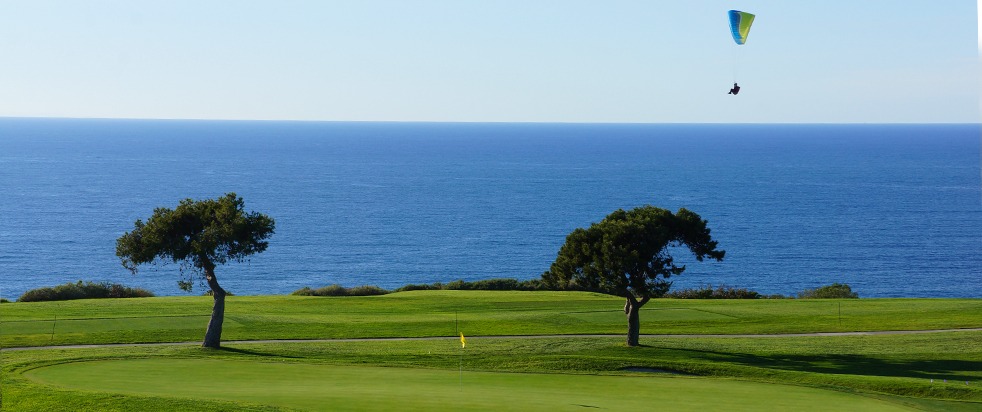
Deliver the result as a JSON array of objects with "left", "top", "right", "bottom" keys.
[{"left": 728, "top": 83, "right": 740, "bottom": 95}]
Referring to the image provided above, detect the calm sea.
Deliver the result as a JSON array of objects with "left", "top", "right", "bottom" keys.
[{"left": 1, "top": 119, "right": 979, "bottom": 299}]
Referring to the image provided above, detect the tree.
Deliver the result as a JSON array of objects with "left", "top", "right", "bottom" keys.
[
  {"left": 543, "top": 206, "right": 724, "bottom": 346},
  {"left": 116, "top": 193, "right": 274, "bottom": 348}
]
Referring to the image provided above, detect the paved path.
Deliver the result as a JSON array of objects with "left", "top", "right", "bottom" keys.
[{"left": 3, "top": 328, "right": 981, "bottom": 352}]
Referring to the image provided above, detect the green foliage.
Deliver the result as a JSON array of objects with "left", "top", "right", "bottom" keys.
[
  {"left": 292, "top": 284, "right": 388, "bottom": 297},
  {"left": 665, "top": 284, "right": 761, "bottom": 299},
  {"left": 290, "top": 286, "right": 313, "bottom": 295},
  {"left": 115, "top": 192, "right": 275, "bottom": 292},
  {"left": 16, "top": 281, "right": 155, "bottom": 302},
  {"left": 798, "top": 283, "right": 860, "bottom": 299},
  {"left": 293, "top": 278, "right": 547, "bottom": 295},
  {"left": 544, "top": 206, "right": 726, "bottom": 345},
  {"left": 115, "top": 193, "right": 275, "bottom": 347},
  {"left": 393, "top": 283, "right": 443, "bottom": 292},
  {"left": 438, "top": 278, "right": 545, "bottom": 291},
  {"left": 544, "top": 206, "right": 725, "bottom": 300}
]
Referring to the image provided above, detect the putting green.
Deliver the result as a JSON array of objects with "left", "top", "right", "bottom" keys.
[{"left": 26, "top": 359, "right": 916, "bottom": 411}]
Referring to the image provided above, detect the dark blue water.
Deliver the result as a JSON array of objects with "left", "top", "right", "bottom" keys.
[{"left": 1, "top": 119, "right": 979, "bottom": 299}]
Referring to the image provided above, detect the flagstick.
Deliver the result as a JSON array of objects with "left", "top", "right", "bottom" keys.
[
  {"left": 453, "top": 311, "right": 464, "bottom": 391},
  {"left": 459, "top": 332, "right": 463, "bottom": 390},
  {"left": 458, "top": 329, "right": 467, "bottom": 391},
  {"left": 456, "top": 311, "right": 470, "bottom": 392}
]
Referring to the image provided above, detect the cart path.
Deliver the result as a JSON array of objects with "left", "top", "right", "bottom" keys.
[{"left": 3, "top": 327, "right": 981, "bottom": 352}]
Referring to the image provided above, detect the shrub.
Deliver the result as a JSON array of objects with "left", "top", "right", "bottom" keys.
[
  {"left": 0, "top": 298, "right": 10, "bottom": 303},
  {"left": 517, "top": 279, "right": 547, "bottom": 291},
  {"left": 443, "top": 280, "right": 467, "bottom": 290},
  {"left": 763, "top": 294, "right": 791, "bottom": 299},
  {"left": 470, "top": 278, "right": 546, "bottom": 291},
  {"left": 315, "top": 284, "right": 350, "bottom": 296},
  {"left": 17, "top": 281, "right": 155, "bottom": 302},
  {"left": 347, "top": 285, "right": 388, "bottom": 296},
  {"left": 393, "top": 283, "right": 442, "bottom": 292},
  {"left": 292, "top": 284, "right": 388, "bottom": 297},
  {"left": 665, "top": 285, "right": 761, "bottom": 299},
  {"left": 301, "top": 278, "right": 546, "bottom": 296},
  {"left": 292, "top": 287, "right": 315, "bottom": 296},
  {"left": 397, "top": 278, "right": 545, "bottom": 292},
  {"left": 797, "top": 283, "right": 859, "bottom": 299}
]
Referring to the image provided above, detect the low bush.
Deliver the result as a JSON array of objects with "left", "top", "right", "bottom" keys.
[
  {"left": 797, "top": 283, "right": 859, "bottom": 299},
  {"left": 396, "top": 278, "right": 545, "bottom": 292},
  {"left": 665, "top": 285, "right": 762, "bottom": 299},
  {"left": 292, "top": 284, "right": 388, "bottom": 297},
  {"left": 17, "top": 280, "right": 155, "bottom": 302},
  {"left": 291, "top": 287, "right": 314, "bottom": 296},
  {"left": 393, "top": 283, "right": 442, "bottom": 292},
  {"left": 298, "top": 278, "right": 547, "bottom": 296},
  {"left": 315, "top": 285, "right": 348, "bottom": 296},
  {"left": 762, "top": 294, "right": 792, "bottom": 299},
  {"left": 348, "top": 285, "right": 388, "bottom": 296}
]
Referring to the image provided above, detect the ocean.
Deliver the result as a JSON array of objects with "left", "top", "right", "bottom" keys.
[{"left": 1, "top": 119, "right": 979, "bottom": 299}]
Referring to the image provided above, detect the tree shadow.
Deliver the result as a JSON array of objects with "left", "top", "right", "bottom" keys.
[
  {"left": 678, "top": 347, "right": 980, "bottom": 381},
  {"left": 214, "top": 346, "right": 305, "bottom": 360}
]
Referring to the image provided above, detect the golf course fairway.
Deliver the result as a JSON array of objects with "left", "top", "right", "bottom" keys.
[{"left": 26, "top": 358, "right": 919, "bottom": 411}]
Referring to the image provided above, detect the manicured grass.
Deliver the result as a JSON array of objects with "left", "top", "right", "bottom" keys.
[
  {"left": 2, "top": 291, "right": 980, "bottom": 347},
  {"left": 1, "top": 291, "right": 980, "bottom": 411},
  {"left": 24, "top": 358, "right": 923, "bottom": 412},
  {"left": 4, "top": 334, "right": 981, "bottom": 411}
]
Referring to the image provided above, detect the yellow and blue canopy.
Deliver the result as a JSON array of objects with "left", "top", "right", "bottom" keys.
[{"left": 728, "top": 10, "right": 755, "bottom": 45}]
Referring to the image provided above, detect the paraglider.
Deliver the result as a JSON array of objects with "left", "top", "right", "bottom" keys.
[
  {"left": 727, "top": 10, "right": 755, "bottom": 95},
  {"left": 728, "top": 10, "right": 755, "bottom": 46}
]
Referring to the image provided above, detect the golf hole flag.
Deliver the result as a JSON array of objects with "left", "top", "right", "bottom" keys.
[{"left": 460, "top": 332, "right": 466, "bottom": 348}]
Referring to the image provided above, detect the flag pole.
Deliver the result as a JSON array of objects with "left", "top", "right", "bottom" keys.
[{"left": 459, "top": 331, "right": 466, "bottom": 390}]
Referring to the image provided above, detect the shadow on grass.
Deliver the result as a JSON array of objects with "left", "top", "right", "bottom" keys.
[
  {"left": 213, "top": 346, "right": 305, "bottom": 360},
  {"left": 679, "top": 348, "right": 981, "bottom": 381}
]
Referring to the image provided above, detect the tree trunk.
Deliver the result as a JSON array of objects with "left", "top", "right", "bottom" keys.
[
  {"left": 624, "top": 296, "right": 650, "bottom": 347},
  {"left": 202, "top": 266, "right": 226, "bottom": 348}
]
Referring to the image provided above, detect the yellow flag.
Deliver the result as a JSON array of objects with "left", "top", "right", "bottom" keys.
[{"left": 460, "top": 332, "right": 466, "bottom": 348}]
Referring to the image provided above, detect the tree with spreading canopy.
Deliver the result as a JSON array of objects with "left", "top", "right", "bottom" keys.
[
  {"left": 543, "top": 206, "right": 724, "bottom": 346},
  {"left": 116, "top": 193, "right": 274, "bottom": 348}
]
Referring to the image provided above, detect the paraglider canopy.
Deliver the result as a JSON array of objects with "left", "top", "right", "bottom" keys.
[{"left": 728, "top": 10, "right": 755, "bottom": 45}]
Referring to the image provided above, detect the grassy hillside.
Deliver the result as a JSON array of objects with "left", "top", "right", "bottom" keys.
[
  {"left": 2, "top": 291, "right": 980, "bottom": 347},
  {"left": 1, "top": 291, "right": 980, "bottom": 411}
]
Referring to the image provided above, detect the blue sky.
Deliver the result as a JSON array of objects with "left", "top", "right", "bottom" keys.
[{"left": 1, "top": 1, "right": 978, "bottom": 123}]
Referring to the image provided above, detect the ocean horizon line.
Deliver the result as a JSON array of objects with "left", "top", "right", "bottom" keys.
[{"left": 1, "top": 116, "right": 978, "bottom": 127}]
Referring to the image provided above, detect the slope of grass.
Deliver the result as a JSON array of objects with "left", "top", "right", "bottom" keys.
[
  {"left": 1, "top": 292, "right": 980, "bottom": 411},
  {"left": 2, "top": 291, "right": 980, "bottom": 347},
  {"left": 3, "top": 333, "right": 981, "bottom": 411}
]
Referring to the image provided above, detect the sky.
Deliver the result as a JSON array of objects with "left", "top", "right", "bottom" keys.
[{"left": 0, "top": 1, "right": 978, "bottom": 123}]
